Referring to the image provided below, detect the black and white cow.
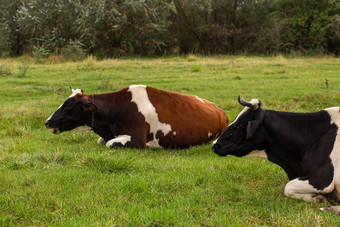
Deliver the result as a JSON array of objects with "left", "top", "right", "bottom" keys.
[{"left": 212, "top": 97, "right": 340, "bottom": 212}]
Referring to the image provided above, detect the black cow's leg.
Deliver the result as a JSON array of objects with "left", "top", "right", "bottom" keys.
[{"left": 284, "top": 178, "right": 334, "bottom": 202}]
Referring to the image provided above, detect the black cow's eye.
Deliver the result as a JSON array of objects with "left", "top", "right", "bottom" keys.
[{"left": 230, "top": 124, "right": 237, "bottom": 130}]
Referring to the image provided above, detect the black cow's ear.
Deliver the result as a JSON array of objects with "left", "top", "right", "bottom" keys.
[
  {"left": 84, "top": 103, "right": 98, "bottom": 112},
  {"left": 246, "top": 120, "right": 260, "bottom": 140},
  {"left": 246, "top": 108, "right": 265, "bottom": 140}
]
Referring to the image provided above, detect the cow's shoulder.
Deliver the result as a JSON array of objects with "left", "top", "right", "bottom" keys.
[{"left": 325, "top": 107, "right": 340, "bottom": 125}]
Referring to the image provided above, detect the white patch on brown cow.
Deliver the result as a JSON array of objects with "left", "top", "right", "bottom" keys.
[
  {"left": 46, "top": 88, "right": 84, "bottom": 122},
  {"left": 128, "top": 85, "right": 172, "bottom": 148},
  {"left": 70, "top": 88, "right": 83, "bottom": 97},
  {"left": 244, "top": 149, "right": 268, "bottom": 159},
  {"left": 208, "top": 131, "right": 212, "bottom": 137},
  {"left": 46, "top": 103, "right": 63, "bottom": 122},
  {"left": 195, "top": 96, "right": 205, "bottom": 103},
  {"left": 106, "top": 135, "right": 131, "bottom": 148},
  {"left": 98, "top": 137, "right": 105, "bottom": 145}
]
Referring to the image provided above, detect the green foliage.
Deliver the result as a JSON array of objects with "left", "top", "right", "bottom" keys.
[
  {"left": 192, "top": 65, "right": 202, "bottom": 72},
  {"left": 32, "top": 44, "right": 51, "bottom": 59},
  {"left": 268, "top": 0, "right": 339, "bottom": 54},
  {"left": 17, "top": 63, "right": 29, "bottom": 78},
  {"left": 0, "top": 64, "right": 12, "bottom": 76},
  {"left": 15, "top": 0, "right": 81, "bottom": 55},
  {"left": 61, "top": 40, "right": 86, "bottom": 61},
  {"left": 76, "top": 0, "right": 173, "bottom": 57},
  {"left": 0, "top": 0, "right": 339, "bottom": 56},
  {"left": 0, "top": 22, "right": 11, "bottom": 57}
]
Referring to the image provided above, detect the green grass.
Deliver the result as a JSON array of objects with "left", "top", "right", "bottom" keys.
[{"left": 1, "top": 55, "right": 340, "bottom": 226}]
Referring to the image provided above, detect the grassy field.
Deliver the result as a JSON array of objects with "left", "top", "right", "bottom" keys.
[{"left": 0, "top": 55, "right": 340, "bottom": 226}]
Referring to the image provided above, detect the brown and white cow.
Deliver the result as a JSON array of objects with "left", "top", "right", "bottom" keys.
[{"left": 45, "top": 85, "right": 228, "bottom": 149}]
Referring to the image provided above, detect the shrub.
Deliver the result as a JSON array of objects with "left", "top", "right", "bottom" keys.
[
  {"left": 0, "top": 64, "right": 12, "bottom": 76},
  {"left": 32, "top": 44, "right": 51, "bottom": 63},
  {"left": 192, "top": 65, "right": 202, "bottom": 72},
  {"left": 17, "top": 63, "right": 29, "bottom": 78},
  {"left": 0, "top": 22, "right": 11, "bottom": 57},
  {"left": 61, "top": 40, "right": 86, "bottom": 61}
]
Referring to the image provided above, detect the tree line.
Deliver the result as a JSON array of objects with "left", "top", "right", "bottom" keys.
[{"left": 0, "top": 0, "right": 339, "bottom": 58}]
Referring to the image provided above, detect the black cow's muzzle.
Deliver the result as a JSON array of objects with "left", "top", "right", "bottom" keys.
[{"left": 212, "top": 141, "right": 228, "bottom": 156}]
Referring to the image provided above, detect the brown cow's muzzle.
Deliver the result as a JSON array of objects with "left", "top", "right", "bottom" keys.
[{"left": 45, "top": 120, "right": 61, "bottom": 134}]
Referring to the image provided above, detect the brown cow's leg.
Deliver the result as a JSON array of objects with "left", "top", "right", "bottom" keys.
[
  {"left": 105, "top": 134, "right": 146, "bottom": 149},
  {"left": 98, "top": 137, "right": 105, "bottom": 145}
]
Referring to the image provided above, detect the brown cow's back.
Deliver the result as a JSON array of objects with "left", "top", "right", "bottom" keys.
[{"left": 145, "top": 86, "right": 228, "bottom": 148}]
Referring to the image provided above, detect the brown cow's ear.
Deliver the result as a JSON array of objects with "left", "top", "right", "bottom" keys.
[{"left": 84, "top": 103, "right": 98, "bottom": 112}]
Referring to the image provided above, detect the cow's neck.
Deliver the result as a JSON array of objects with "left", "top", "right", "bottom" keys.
[
  {"left": 262, "top": 110, "right": 332, "bottom": 180},
  {"left": 86, "top": 94, "right": 108, "bottom": 139},
  {"left": 85, "top": 90, "right": 130, "bottom": 141}
]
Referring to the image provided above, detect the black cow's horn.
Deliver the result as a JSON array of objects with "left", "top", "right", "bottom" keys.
[{"left": 238, "top": 96, "right": 258, "bottom": 110}]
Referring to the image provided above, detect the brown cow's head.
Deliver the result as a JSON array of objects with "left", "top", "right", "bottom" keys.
[{"left": 45, "top": 88, "right": 98, "bottom": 134}]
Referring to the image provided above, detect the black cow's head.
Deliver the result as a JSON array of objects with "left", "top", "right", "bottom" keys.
[
  {"left": 212, "top": 97, "right": 266, "bottom": 157},
  {"left": 45, "top": 88, "right": 98, "bottom": 134}
]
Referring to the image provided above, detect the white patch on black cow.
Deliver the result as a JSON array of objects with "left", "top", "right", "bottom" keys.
[
  {"left": 244, "top": 149, "right": 268, "bottom": 159},
  {"left": 327, "top": 107, "right": 340, "bottom": 200},
  {"left": 72, "top": 126, "right": 92, "bottom": 132},
  {"left": 320, "top": 206, "right": 340, "bottom": 215},
  {"left": 212, "top": 98, "right": 259, "bottom": 146},
  {"left": 128, "top": 85, "right": 172, "bottom": 148},
  {"left": 212, "top": 138, "right": 218, "bottom": 146},
  {"left": 106, "top": 135, "right": 132, "bottom": 147},
  {"left": 284, "top": 178, "right": 334, "bottom": 202},
  {"left": 284, "top": 107, "right": 340, "bottom": 203}
]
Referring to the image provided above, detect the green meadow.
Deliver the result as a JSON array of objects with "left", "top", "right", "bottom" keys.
[{"left": 0, "top": 56, "right": 340, "bottom": 226}]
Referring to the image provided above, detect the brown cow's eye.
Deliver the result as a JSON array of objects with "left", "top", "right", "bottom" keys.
[{"left": 63, "top": 106, "right": 72, "bottom": 111}]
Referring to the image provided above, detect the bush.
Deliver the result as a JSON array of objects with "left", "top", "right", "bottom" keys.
[
  {"left": 0, "top": 23, "right": 11, "bottom": 57},
  {"left": 0, "top": 64, "right": 12, "bottom": 76},
  {"left": 32, "top": 44, "right": 51, "bottom": 62},
  {"left": 61, "top": 40, "right": 86, "bottom": 61},
  {"left": 192, "top": 65, "right": 202, "bottom": 72},
  {"left": 17, "top": 63, "right": 29, "bottom": 78}
]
